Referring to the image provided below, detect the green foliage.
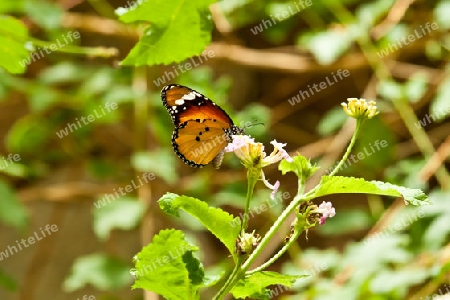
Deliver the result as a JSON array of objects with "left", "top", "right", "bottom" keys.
[
  {"left": 0, "top": 180, "right": 28, "bottom": 229},
  {"left": 313, "top": 176, "right": 429, "bottom": 205},
  {"left": 279, "top": 154, "right": 319, "bottom": 184},
  {"left": 131, "top": 150, "right": 177, "bottom": 184},
  {"left": 131, "top": 229, "right": 204, "bottom": 299},
  {"left": 117, "top": 0, "right": 216, "bottom": 66},
  {"left": 63, "top": 253, "right": 131, "bottom": 291},
  {"left": 422, "top": 190, "right": 450, "bottom": 250},
  {"left": 0, "top": 268, "right": 17, "bottom": 291},
  {"left": 431, "top": 75, "right": 450, "bottom": 121},
  {"left": 92, "top": 197, "right": 146, "bottom": 241},
  {"left": 158, "top": 193, "right": 241, "bottom": 259},
  {"left": 317, "top": 106, "right": 348, "bottom": 136},
  {"left": 0, "top": 16, "right": 30, "bottom": 74},
  {"left": 231, "top": 271, "right": 306, "bottom": 299}
]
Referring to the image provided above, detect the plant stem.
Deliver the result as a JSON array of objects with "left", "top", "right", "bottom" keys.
[
  {"left": 213, "top": 257, "right": 244, "bottom": 300},
  {"left": 213, "top": 189, "right": 317, "bottom": 300},
  {"left": 328, "top": 119, "right": 362, "bottom": 177},
  {"left": 246, "top": 220, "right": 302, "bottom": 275},
  {"left": 241, "top": 168, "right": 259, "bottom": 234},
  {"left": 213, "top": 168, "right": 258, "bottom": 300}
]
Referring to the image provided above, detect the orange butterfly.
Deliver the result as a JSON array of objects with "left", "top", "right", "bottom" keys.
[{"left": 161, "top": 84, "right": 243, "bottom": 168}]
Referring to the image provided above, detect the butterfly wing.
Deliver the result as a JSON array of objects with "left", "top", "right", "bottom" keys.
[
  {"left": 161, "top": 84, "right": 234, "bottom": 126},
  {"left": 172, "top": 119, "right": 230, "bottom": 167},
  {"left": 161, "top": 84, "right": 243, "bottom": 167}
]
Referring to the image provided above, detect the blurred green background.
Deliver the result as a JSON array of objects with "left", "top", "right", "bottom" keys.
[{"left": 0, "top": 0, "right": 449, "bottom": 299}]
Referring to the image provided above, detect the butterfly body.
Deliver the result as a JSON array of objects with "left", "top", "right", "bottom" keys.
[{"left": 161, "top": 84, "right": 243, "bottom": 168}]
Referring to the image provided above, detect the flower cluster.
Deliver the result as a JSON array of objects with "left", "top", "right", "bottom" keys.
[
  {"left": 341, "top": 98, "right": 378, "bottom": 119},
  {"left": 225, "top": 135, "right": 293, "bottom": 199},
  {"left": 236, "top": 230, "right": 261, "bottom": 255}
]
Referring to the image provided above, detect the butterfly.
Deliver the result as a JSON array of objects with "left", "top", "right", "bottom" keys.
[{"left": 161, "top": 84, "right": 243, "bottom": 168}]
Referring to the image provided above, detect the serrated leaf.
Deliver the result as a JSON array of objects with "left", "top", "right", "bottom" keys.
[
  {"left": 131, "top": 229, "right": 203, "bottom": 299},
  {"left": 92, "top": 197, "right": 145, "bottom": 241},
  {"left": 231, "top": 271, "right": 306, "bottom": 299},
  {"left": 158, "top": 193, "right": 241, "bottom": 259},
  {"left": 0, "top": 180, "right": 28, "bottom": 229},
  {"left": 118, "top": 0, "right": 215, "bottom": 66},
  {"left": 0, "top": 16, "right": 31, "bottom": 74},
  {"left": 314, "top": 176, "right": 429, "bottom": 206},
  {"left": 63, "top": 253, "right": 131, "bottom": 292}
]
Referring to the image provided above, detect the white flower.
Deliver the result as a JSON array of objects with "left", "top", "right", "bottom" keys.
[
  {"left": 225, "top": 135, "right": 292, "bottom": 168},
  {"left": 316, "top": 201, "right": 336, "bottom": 225},
  {"left": 225, "top": 135, "right": 291, "bottom": 199}
]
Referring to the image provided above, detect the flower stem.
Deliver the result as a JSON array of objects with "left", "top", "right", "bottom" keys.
[
  {"left": 241, "top": 168, "right": 259, "bottom": 234},
  {"left": 213, "top": 256, "right": 244, "bottom": 300},
  {"left": 246, "top": 219, "right": 302, "bottom": 275},
  {"left": 328, "top": 119, "right": 362, "bottom": 177},
  {"left": 213, "top": 179, "right": 321, "bottom": 299}
]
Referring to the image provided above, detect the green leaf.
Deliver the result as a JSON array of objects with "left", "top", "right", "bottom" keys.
[
  {"left": 0, "top": 180, "right": 28, "bottom": 229},
  {"left": 24, "top": 0, "right": 63, "bottom": 30},
  {"left": 0, "top": 16, "right": 31, "bottom": 74},
  {"left": 131, "top": 150, "right": 176, "bottom": 184},
  {"left": 6, "top": 115, "right": 52, "bottom": 154},
  {"left": 63, "top": 253, "right": 131, "bottom": 292},
  {"left": 370, "top": 268, "right": 429, "bottom": 295},
  {"left": 92, "top": 197, "right": 145, "bottom": 241},
  {"left": 378, "top": 78, "right": 404, "bottom": 101},
  {"left": 131, "top": 229, "right": 203, "bottom": 299},
  {"left": 231, "top": 271, "right": 306, "bottom": 299},
  {"left": 158, "top": 193, "right": 241, "bottom": 259},
  {"left": 404, "top": 72, "right": 428, "bottom": 103},
  {"left": 317, "top": 107, "right": 348, "bottom": 136},
  {"left": 300, "top": 30, "right": 352, "bottom": 65},
  {"left": 423, "top": 190, "right": 450, "bottom": 249},
  {"left": 0, "top": 268, "right": 17, "bottom": 291},
  {"left": 314, "top": 176, "right": 429, "bottom": 206},
  {"left": 279, "top": 154, "right": 319, "bottom": 184},
  {"left": 118, "top": 0, "right": 215, "bottom": 66}
]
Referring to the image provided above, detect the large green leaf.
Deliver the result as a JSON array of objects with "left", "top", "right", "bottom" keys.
[
  {"left": 0, "top": 16, "right": 30, "bottom": 74},
  {"left": 314, "top": 176, "right": 429, "bottom": 206},
  {"left": 131, "top": 229, "right": 203, "bottom": 300},
  {"left": 117, "top": 0, "right": 215, "bottom": 66},
  {"left": 63, "top": 253, "right": 131, "bottom": 291},
  {"left": 158, "top": 193, "right": 241, "bottom": 259},
  {"left": 231, "top": 271, "right": 306, "bottom": 299}
]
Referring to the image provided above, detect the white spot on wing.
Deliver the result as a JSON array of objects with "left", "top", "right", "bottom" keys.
[
  {"left": 182, "top": 92, "right": 196, "bottom": 100},
  {"left": 175, "top": 99, "right": 185, "bottom": 105}
]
